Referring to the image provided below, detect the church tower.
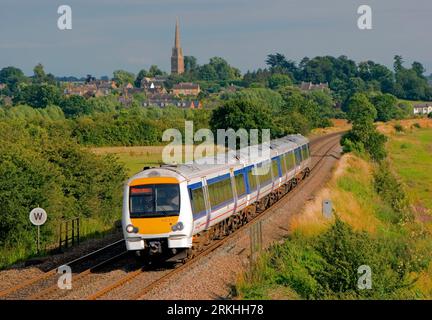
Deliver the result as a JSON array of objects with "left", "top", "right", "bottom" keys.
[{"left": 171, "top": 18, "right": 185, "bottom": 74}]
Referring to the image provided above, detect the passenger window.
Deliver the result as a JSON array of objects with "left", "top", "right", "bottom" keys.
[
  {"left": 208, "top": 177, "right": 233, "bottom": 209},
  {"left": 294, "top": 148, "right": 302, "bottom": 165},
  {"left": 234, "top": 173, "right": 246, "bottom": 197},
  {"left": 257, "top": 161, "right": 272, "bottom": 186},
  {"left": 247, "top": 168, "right": 258, "bottom": 192},
  {"left": 272, "top": 159, "right": 280, "bottom": 178},
  {"left": 285, "top": 151, "right": 295, "bottom": 171}
]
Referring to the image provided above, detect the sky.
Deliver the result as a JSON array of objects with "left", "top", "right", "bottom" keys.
[{"left": 0, "top": 0, "right": 431, "bottom": 77}]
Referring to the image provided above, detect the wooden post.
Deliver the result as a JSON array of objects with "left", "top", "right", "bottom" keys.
[
  {"left": 59, "top": 223, "right": 62, "bottom": 250},
  {"left": 65, "top": 220, "right": 69, "bottom": 249},
  {"left": 72, "top": 219, "right": 75, "bottom": 246},
  {"left": 37, "top": 225, "right": 40, "bottom": 253},
  {"left": 250, "top": 221, "right": 263, "bottom": 266},
  {"left": 77, "top": 217, "right": 80, "bottom": 245}
]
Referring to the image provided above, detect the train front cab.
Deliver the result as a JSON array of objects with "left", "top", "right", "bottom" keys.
[{"left": 123, "top": 176, "right": 193, "bottom": 256}]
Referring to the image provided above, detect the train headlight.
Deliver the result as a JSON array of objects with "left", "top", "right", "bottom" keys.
[
  {"left": 171, "top": 222, "right": 184, "bottom": 232},
  {"left": 126, "top": 224, "right": 136, "bottom": 233}
]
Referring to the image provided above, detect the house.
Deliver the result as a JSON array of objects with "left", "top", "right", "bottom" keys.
[
  {"left": 413, "top": 103, "right": 432, "bottom": 115},
  {"left": 64, "top": 83, "right": 98, "bottom": 97},
  {"left": 299, "top": 81, "right": 329, "bottom": 91},
  {"left": 141, "top": 76, "right": 167, "bottom": 94},
  {"left": 94, "top": 80, "right": 117, "bottom": 96},
  {"left": 64, "top": 80, "right": 117, "bottom": 97},
  {"left": 142, "top": 93, "right": 201, "bottom": 109},
  {"left": 172, "top": 82, "right": 200, "bottom": 96}
]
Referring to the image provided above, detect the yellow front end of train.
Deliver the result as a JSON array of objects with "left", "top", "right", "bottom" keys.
[{"left": 122, "top": 171, "right": 193, "bottom": 259}]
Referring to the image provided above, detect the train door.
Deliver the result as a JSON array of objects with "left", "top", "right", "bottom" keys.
[{"left": 201, "top": 177, "right": 212, "bottom": 230}]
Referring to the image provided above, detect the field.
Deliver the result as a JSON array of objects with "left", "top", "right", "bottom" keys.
[
  {"left": 385, "top": 119, "right": 432, "bottom": 220},
  {"left": 89, "top": 145, "right": 226, "bottom": 176}
]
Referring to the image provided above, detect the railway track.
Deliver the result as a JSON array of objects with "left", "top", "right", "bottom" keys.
[
  {"left": 86, "top": 133, "right": 342, "bottom": 300},
  {"left": 0, "top": 239, "right": 127, "bottom": 300}
]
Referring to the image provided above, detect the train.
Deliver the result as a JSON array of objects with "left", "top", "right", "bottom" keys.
[{"left": 122, "top": 134, "right": 311, "bottom": 262}]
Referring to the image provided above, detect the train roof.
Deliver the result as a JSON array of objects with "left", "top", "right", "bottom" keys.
[{"left": 130, "top": 134, "right": 309, "bottom": 182}]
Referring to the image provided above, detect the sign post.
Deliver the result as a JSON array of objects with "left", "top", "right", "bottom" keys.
[
  {"left": 29, "top": 208, "right": 47, "bottom": 253},
  {"left": 250, "top": 221, "right": 263, "bottom": 266}
]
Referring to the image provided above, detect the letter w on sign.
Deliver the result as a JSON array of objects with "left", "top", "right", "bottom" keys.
[{"left": 29, "top": 208, "right": 47, "bottom": 226}]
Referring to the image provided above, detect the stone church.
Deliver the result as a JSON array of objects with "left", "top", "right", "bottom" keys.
[{"left": 171, "top": 18, "right": 185, "bottom": 74}]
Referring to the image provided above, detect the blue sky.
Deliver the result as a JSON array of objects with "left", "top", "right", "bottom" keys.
[{"left": 0, "top": 0, "right": 431, "bottom": 77}]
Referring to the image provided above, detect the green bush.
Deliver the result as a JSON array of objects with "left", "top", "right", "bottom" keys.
[
  {"left": 373, "top": 163, "right": 411, "bottom": 222},
  {"left": 238, "top": 218, "right": 422, "bottom": 299},
  {"left": 0, "top": 120, "right": 127, "bottom": 267},
  {"left": 393, "top": 123, "right": 404, "bottom": 132}
]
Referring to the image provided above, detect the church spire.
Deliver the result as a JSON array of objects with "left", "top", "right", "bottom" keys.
[
  {"left": 175, "top": 17, "right": 181, "bottom": 48},
  {"left": 171, "top": 17, "right": 184, "bottom": 74}
]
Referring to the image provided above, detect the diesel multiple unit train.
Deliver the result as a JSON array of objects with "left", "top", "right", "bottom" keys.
[{"left": 122, "top": 134, "right": 311, "bottom": 261}]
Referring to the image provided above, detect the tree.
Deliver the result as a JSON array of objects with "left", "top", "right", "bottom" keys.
[
  {"left": 266, "top": 53, "right": 298, "bottom": 78},
  {"left": 197, "top": 57, "right": 241, "bottom": 81},
  {"left": 19, "top": 84, "right": 61, "bottom": 108},
  {"left": 184, "top": 56, "right": 198, "bottom": 73},
  {"left": 343, "top": 93, "right": 386, "bottom": 161},
  {"left": 347, "top": 93, "right": 376, "bottom": 125},
  {"left": 267, "top": 74, "right": 292, "bottom": 89},
  {"left": 266, "top": 53, "right": 287, "bottom": 69},
  {"left": 33, "top": 63, "right": 46, "bottom": 83},
  {"left": 371, "top": 93, "right": 398, "bottom": 122},
  {"left": 243, "top": 68, "right": 272, "bottom": 87},
  {"left": 358, "top": 61, "right": 395, "bottom": 93},
  {"left": 396, "top": 69, "right": 430, "bottom": 100},
  {"left": 59, "top": 95, "right": 91, "bottom": 117},
  {"left": 134, "top": 69, "right": 148, "bottom": 88},
  {"left": 210, "top": 98, "right": 274, "bottom": 138},
  {"left": 0, "top": 66, "right": 27, "bottom": 96},
  {"left": 113, "top": 70, "right": 135, "bottom": 86},
  {"left": 148, "top": 65, "right": 164, "bottom": 77},
  {"left": 393, "top": 55, "right": 404, "bottom": 74},
  {"left": 412, "top": 62, "right": 426, "bottom": 79}
]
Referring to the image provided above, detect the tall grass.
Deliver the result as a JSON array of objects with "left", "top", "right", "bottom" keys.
[{"left": 237, "top": 141, "right": 432, "bottom": 299}]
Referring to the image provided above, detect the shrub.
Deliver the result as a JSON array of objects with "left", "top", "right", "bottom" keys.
[
  {"left": 237, "top": 218, "right": 421, "bottom": 299},
  {"left": 373, "top": 162, "right": 411, "bottom": 222},
  {"left": 0, "top": 121, "right": 127, "bottom": 267},
  {"left": 367, "top": 130, "right": 388, "bottom": 161},
  {"left": 341, "top": 136, "right": 365, "bottom": 155},
  {"left": 393, "top": 123, "right": 404, "bottom": 132}
]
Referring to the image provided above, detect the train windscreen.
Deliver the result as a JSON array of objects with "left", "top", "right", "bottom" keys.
[{"left": 129, "top": 184, "right": 180, "bottom": 218}]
